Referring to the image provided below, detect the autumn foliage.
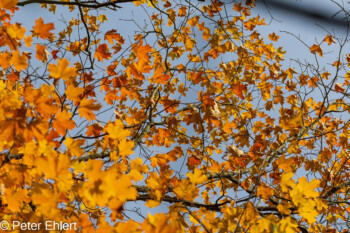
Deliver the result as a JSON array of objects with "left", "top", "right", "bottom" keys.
[{"left": 0, "top": 0, "right": 350, "bottom": 232}]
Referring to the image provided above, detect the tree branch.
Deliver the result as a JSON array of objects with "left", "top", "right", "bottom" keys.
[
  {"left": 17, "top": 0, "right": 138, "bottom": 8},
  {"left": 136, "top": 193, "right": 229, "bottom": 211}
]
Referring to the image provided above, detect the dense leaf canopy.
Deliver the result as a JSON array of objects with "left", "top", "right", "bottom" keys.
[{"left": 0, "top": 0, "right": 350, "bottom": 232}]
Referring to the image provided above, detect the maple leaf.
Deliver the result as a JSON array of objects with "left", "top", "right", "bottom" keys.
[
  {"left": 277, "top": 217, "right": 298, "bottom": 233},
  {"left": 268, "top": 32, "right": 279, "bottom": 41},
  {"left": 64, "top": 137, "right": 85, "bottom": 157},
  {"left": 24, "top": 36, "right": 32, "bottom": 47},
  {"left": 105, "top": 29, "right": 124, "bottom": 44},
  {"left": 78, "top": 99, "right": 102, "bottom": 120},
  {"left": 118, "top": 139, "right": 134, "bottom": 157},
  {"left": 33, "top": 17, "right": 55, "bottom": 39},
  {"left": 187, "top": 169, "right": 207, "bottom": 185},
  {"left": 257, "top": 184, "right": 273, "bottom": 201},
  {"left": 188, "top": 16, "right": 199, "bottom": 26},
  {"left": 48, "top": 58, "right": 77, "bottom": 81},
  {"left": 310, "top": 44, "right": 323, "bottom": 57},
  {"left": 11, "top": 50, "right": 28, "bottom": 71},
  {"left": 65, "top": 84, "right": 84, "bottom": 103},
  {"left": 240, "top": 202, "right": 259, "bottom": 225},
  {"left": 173, "top": 179, "right": 198, "bottom": 200},
  {"left": 129, "top": 157, "right": 148, "bottom": 181},
  {"left": 335, "top": 83, "right": 345, "bottom": 93},
  {"left": 323, "top": 35, "right": 336, "bottom": 45},
  {"left": 280, "top": 111, "right": 303, "bottom": 130},
  {"left": 0, "top": 52, "right": 11, "bottom": 69},
  {"left": 94, "top": 43, "right": 111, "bottom": 61},
  {"left": 232, "top": 82, "right": 247, "bottom": 99},
  {"left": 275, "top": 155, "right": 294, "bottom": 172},
  {"left": 35, "top": 44, "right": 48, "bottom": 62},
  {"left": 298, "top": 201, "right": 318, "bottom": 224},
  {"left": 86, "top": 123, "right": 103, "bottom": 137},
  {"left": 0, "top": 0, "right": 18, "bottom": 9},
  {"left": 105, "top": 120, "right": 131, "bottom": 140},
  {"left": 150, "top": 67, "right": 170, "bottom": 84},
  {"left": 5, "top": 188, "right": 30, "bottom": 212},
  {"left": 277, "top": 203, "right": 291, "bottom": 215},
  {"left": 52, "top": 110, "right": 75, "bottom": 135},
  {"left": 31, "top": 184, "right": 59, "bottom": 217}
]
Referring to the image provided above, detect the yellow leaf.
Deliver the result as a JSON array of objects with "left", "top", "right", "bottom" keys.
[
  {"left": 299, "top": 200, "right": 318, "bottom": 224},
  {"left": 277, "top": 217, "right": 298, "bottom": 233},
  {"left": 31, "top": 184, "right": 59, "bottom": 217},
  {"left": 173, "top": 179, "right": 198, "bottom": 201},
  {"left": 11, "top": 50, "right": 28, "bottom": 71},
  {"left": 281, "top": 172, "right": 295, "bottom": 192},
  {"left": 0, "top": 52, "right": 11, "bottom": 69},
  {"left": 296, "top": 177, "right": 320, "bottom": 198},
  {"left": 5, "top": 188, "right": 30, "bottom": 212},
  {"left": 105, "top": 120, "right": 131, "bottom": 140},
  {"left": 118, "top": 139, "right": 134, "bottom": 157},
  {"left": 64, "top": 137, "right": 85, "bottom": 157},
  {"left": 188, "top": 16, "right": 199, "bottom": 26},
  {"left": 129, "top": 157, "right": 148, "bottom": 181},
  {"left": 277, "top": 203, "right": 291, "bottom": 215},
  {"left": 257, "top": 184, "right": 273, "bottom": 201},
  {"left": 145, "top": 200, "right": 161, "bottom": 208},
  {"left": 115, "top": 221, "right": 140, "bottom": 233},
  {"left": 275, "top": 155, "right": 294, "bottom": 172},
  {"left": 48, "top": 58, "right": 77, "bottom": 81},
  {"left": 187, "top": 169, "right": 207, "bottom": 185},
  {"left": 240, "top": 201, "right": 259, "bottom": 225}
]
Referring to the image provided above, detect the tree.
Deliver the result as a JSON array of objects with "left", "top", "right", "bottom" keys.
[{"left": 0, "top": 0, "right": 350, "bottom": 232}]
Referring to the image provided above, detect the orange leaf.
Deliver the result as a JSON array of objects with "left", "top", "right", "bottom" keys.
[
  {"left": 188, "top": 16, "right": 199, "bottom": 26},
  {"left": 310, "top": 44, "right": 323, "bottom": 57},
  {"left": 135, "top": 41, "right": 152, "bottom": 63},
  {"left": 0, "top": 52, "right": 11, "bottom": 69},
  {"left": 94, "top": 43, "right": 111, "bottom": 61},
  {"left": 64, "top": 137, "right": 85, "bottom": 157},
  {"left": 24, "top": 36, "right": 32, "bottom": 47},
  {"left": 66, "top": 84, "right": 84, "bottom": 103},
  {"left": 323, "top": 35, "right": 336, "bottom": 45},
  {"left": 268, "top": 32, "right": 279, "bottom": 41},
  {"left": 232, "top": 82, "right": 247, "bottom": 99},
  {"left": 33, "top": 17, "right": 55, "bottom": 39},
  {"left": 105, "top": 29, "right": 124, "bottom": 44},
  {"left": 52, "top": 110, "right": 75, "bottom": 135},
  {"left": 86, "top": 123, "right": 103, "bottom": 137},
  {"left": 190, "top": 71, "right": 204, "bottom": 84},
  {"left": 0, "top": 0, "right": 18, "bottom": 9},
  {"left": 151, "top": 67, "right": 170, "bottom": 84},
  {"left": 78, "top": 99, "right": 102, "bottom": 120},
  {"left": 335, "top": 83, "right": 345, "bottom": 93},
  {"left": 35, "top": 44, "right": 48, "bottom": 62}
]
